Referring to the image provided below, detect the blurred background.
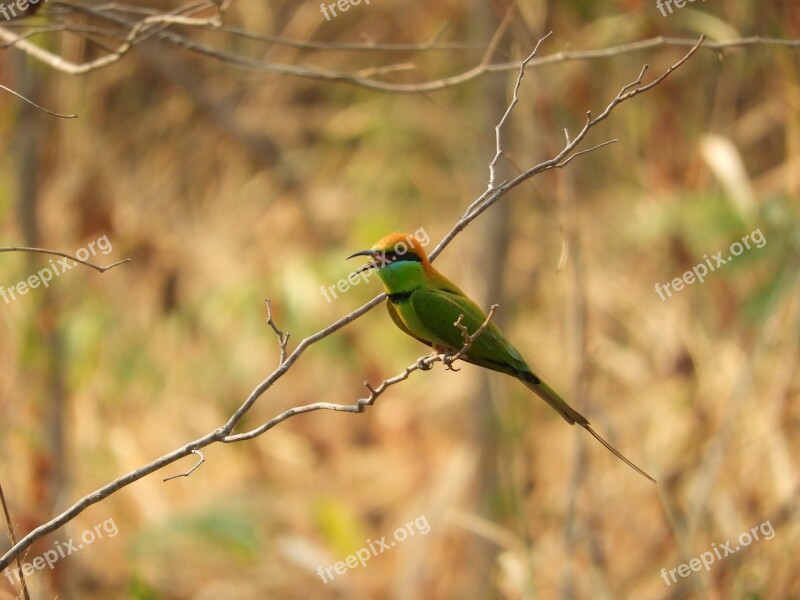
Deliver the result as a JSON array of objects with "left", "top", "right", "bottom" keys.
[{"left": 1, "top": 1, "right": 798, "bottom": 598}]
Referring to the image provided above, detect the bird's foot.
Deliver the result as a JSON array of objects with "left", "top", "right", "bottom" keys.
[
  {"left": 443, "top": 356, "right": 461, "bottom": 371},
  {"left": 418, "top": 349, "right": 441, "bottom": 370}
]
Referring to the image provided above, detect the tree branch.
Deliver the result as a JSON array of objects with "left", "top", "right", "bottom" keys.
[
  {"left": 0, "top": 481, "right": 30, "bottom": 600},
  {"left": 264, "top": 298, "right": 290, "bottom": 366},
  {"left": 430, "top": 35, "right": 705, "bottom": 262},
  {"left": 0, "top": 34, "right": 703, "bottom": 571},
  {"left": 1, "top": 0, "right": 796, "bottom": 93},
  {"left": 222, "top": 305, "right": 500, "bottom": 443},
  {"left": 0, "top": 83, "right": 76, "bottom": 118},
  {"left": 0, "top": 246, "right": 130, "bottom": 273}
]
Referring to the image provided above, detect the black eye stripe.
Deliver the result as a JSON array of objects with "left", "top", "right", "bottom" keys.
[{"left": 382, "top": 250, "right": 421, "bottom": 263}]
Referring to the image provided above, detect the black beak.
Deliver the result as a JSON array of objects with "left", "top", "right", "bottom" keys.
[{"left": 346, "top": 249, "right": 381, "bottom": 275}]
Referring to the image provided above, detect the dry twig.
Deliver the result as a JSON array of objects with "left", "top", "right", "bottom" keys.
[
  {"left": 0, "top": 83, "right": 76, "bottom": 118},
  {"left": 265, "top": 298, "right": 290, "bottom": 365},
  {"left": 0, "top": 2, "right": 796, "bottom": 92},
  {"left": 0, "top": 481, "right": 29, "bottom": 599},
  {"left": 0, "top": 246, "right": 130, "bottom": 273}
]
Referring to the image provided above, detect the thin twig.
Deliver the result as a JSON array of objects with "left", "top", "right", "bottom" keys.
[
  {"left": 446, "top": 304, "right": 499, "bottom": 366},
  {"left": 215, "top": 25, "right": 483, "bottom": 52},
  {"left": 0, "top": 83, "right": 76, "bottom": 118},
  {"left": 0, "top": 246, "right": 130, "bottom": 273},
  {"left": 0, "top": 1, "right": 794, "bottom": 93},
  {"left": 0, "top": 1, "right": 216, "bottom": 75},
  {"left": 430, "top": 36, "right": 706, "bottom": 262},
  {"left": 488, "top": 32, "right": 553, "bottom": 189},
  {"left": 265, "top": 298, "right": 290, "bottom": 365},
  {"left": 162, "top": 449, "right": 206, "bottom": 482},
  {"left": 0, "top": 480, "right": 30, "bottom": 600},
  {"left": 222, "top": 305, "right": 500, "bottom": 443},
  {"left": 479, "top": 4, "right": 515, "bottom": 68}
]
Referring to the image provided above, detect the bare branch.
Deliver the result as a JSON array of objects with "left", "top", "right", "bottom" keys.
[
  {"left": 162, "top": 449, "right": 206, "bottom": 482},
  {"left": 488, "top": 32, "right": 553, "bottom": 189},
  {"left": 446, "top": 304, "right": 499, "bottom": 366},
  {"left": 0, "top": 298, "right": 500, "bottom": 572},
  {"left": 214, "top": 25, "right": 483, "bottom": 52},
  {"left": 0, "top": 83, "right": 76, "bottom": 118},
  {"left": 479, "top": 4, "right": 515, "bottom": 67},
  {"left": 555, "top": 139, "right": 618, "bottom": 168},
  {"left": 0, "top": 481, "right": 30, "bottom": 600},
  {"left": 430, "top": 35, "right": 706, "bottom": 262},
  {"left": 0, "top": 434, "right": 223, "bottom": 572},
  {"left": 0, "top": 1, "right": 218, "bottom": 75},
  {"left": 1, "top": 0, "right": 795, "bottom": 95},
  {"left": 0, "top": 35, "right": 705, "bottom": 571},
  {"left": 0, "top": 246, "right": 130, "bottom": 273},
  {"left": 222, "top": 305, "right": 500, "bottom": 443},
  {"left": 265, "top": 298, "right": 290, "bottom": 365}
]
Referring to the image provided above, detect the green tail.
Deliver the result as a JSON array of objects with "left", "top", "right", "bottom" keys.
[
  {"left": 519, "top": 371, "right": 656, "bottom": 483},
  {"left": 519, "top": 371, "right": 589, "bottom": 426}
]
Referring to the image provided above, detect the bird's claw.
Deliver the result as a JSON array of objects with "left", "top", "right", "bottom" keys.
[
  {"left": 443, "top": 358, "right": 461, "bottom": 371},
  {"left": 418, "top": 360, "right": 433, "bottom": 371}
]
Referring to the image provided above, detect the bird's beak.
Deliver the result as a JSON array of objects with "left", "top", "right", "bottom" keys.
[{"left": 346, "top": 249, "right": 381, "bottom": 275}]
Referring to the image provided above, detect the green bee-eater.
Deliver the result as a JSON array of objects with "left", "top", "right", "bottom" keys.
[{"left": 348, "top": 233, "right": 655, "bottom": 482}]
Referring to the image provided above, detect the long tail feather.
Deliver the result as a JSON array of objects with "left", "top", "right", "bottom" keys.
[
  {"left": 520, "top": 373, "right": 656, "bottom": 483},
  {"left": 582, "top": 424, "right": 656, "bottom": 483},
  {"left": 520, "top": 374, "right": 590, "bottom": 426}
]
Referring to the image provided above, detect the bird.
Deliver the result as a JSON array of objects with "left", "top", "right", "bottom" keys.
[{"left": 348, "top": 232, "right": 655, "bottom": 483}]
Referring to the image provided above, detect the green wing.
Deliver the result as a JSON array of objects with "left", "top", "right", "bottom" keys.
[
  {"left": 408, "top": 287, "right": 530, "bottom": 377},
  {"left": 386, "top": 300, "right": 431, "bottom": 348},
  {"left": 409, "top": 287, "right": 591, "bottom": 426}
]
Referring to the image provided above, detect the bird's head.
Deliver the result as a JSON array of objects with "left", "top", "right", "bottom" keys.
[
  {"left": 347, "top": 233, "right": 430, "bottom": 272},
  {"left": 347, "top": 233, "right": 432, "bottom": 292}
]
